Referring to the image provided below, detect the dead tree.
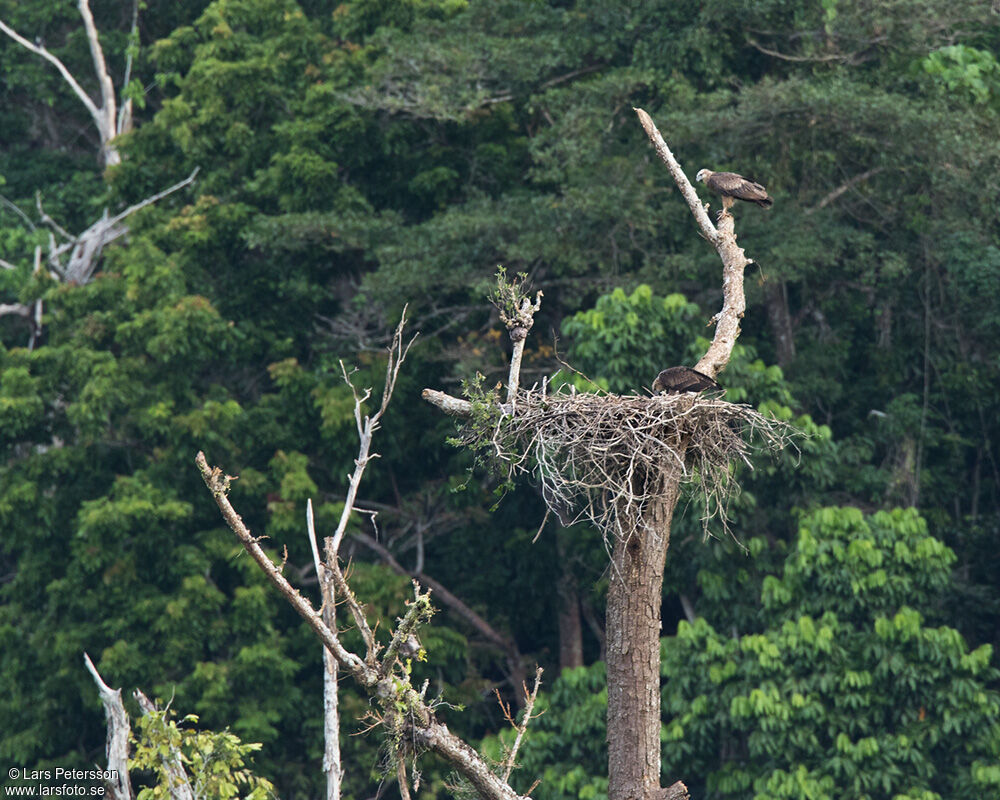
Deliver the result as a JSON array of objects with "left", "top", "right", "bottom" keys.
[
  {"left": 197, "top": 312, "right": 542, "bottom": 800},
  {"left": 0, "top": 0, "right": 137, "bottom": 167},
  {"left": 132, "top": 692, "right": 197, "bottom": 800},
  {"left": 0, "top": 1, "right": 197, "bottom": 307},
  {"left": 36, "top": 169, "right": 199, "bottom": 285},
  {"left": 0, "top": 171, "right": 198, "bottom": 347},
  {"left": 307, "top": 498, "right": 344, "bottom": 800},
  {"left": 82, "top": 656, "right": 198, "bottom": 800},
  {"left": 83, "top": 653, "right": 134, "bottom": 800},
  {"left": 422, "top": 109, "right": 790, "bottom": 800},
  {"left": 0, "top": 247, "right": 43, "bottom": 349}
]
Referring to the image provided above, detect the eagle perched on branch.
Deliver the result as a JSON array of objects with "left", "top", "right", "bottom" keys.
[
  {"left": 652, "top": 366, "right": 720, "bottom": 394},
  {"left": 696, "top": 169, "right": 773, "bottom": 217}
]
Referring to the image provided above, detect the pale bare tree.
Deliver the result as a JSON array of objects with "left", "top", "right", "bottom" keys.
[
  {"left": 198, "top": 311, "right": 543, "bottom": 800},
  {"left": 0, "top": 2, "right": 198, "bottom": 329},
  {"left": 82, "top": 653, "right": 134, "bottom": 800},
  {"left": 0, "top": 170, "right": 198, "bottom": 344},
  {"left": 34, "top": 168, "right": 199, "bottom": 285},
  {"left": 0, "top": 0, "right": 137, "bottom": 166}
]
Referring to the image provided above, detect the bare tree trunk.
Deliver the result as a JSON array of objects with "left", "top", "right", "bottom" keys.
[
  {"left": 322, "top": 648, "right": 343, "bottom": 800},
  {"left": 556, "top": 532, "right": 583, "bottom": 670},
  {"left": 606, "top": 480, "right": 680, "bottom": 800},
  {"left": 308, "top": 499, "right": 343, "bottom": 800},
  {"left": 764, "top": 281, "right": 795, "bottom": 367},
  {"left": 320, "top": 566, "right": 343, "bottom": 800}
]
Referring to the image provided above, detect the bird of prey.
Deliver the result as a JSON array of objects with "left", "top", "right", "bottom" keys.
[
  {"left": 652, "top": 366, "right": 720, "bottom": 394},
  {"left": 696, "top": 169, "right": 773, "bottom": 218}
]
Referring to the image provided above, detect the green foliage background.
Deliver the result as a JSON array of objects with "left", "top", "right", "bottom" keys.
[{"left": 1, "top": 0, "right": 999, "bottom": 798}]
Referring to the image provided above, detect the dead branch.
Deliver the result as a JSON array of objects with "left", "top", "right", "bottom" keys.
[
  {"left": 316, "top": 311, "right": 417, "bottom": 666},
  {"left": 421, "top": 388, "right": 475, "bottom": 417},
  {"left": 36, "top": 168, "right": 198, "bottom": 284},
  {"left": 328, "top": 308, "right": 416, "bottom": 557},
  {"left": 379, "top": 581, "right": 433, "bottom": 677},
  {"left": 501, "top": 667, "right": 543, "bottom": 782},
  {"left": 747, "top": 37, "right": 849, "bottom": 63},
  {"left": 491, "top": 270, "right": 543, "bottom": 408},
  {"left": 633, "top": 108, "right": 718, "bottom": 244},
  {"left": 77, "top": 0, "right": 116, "bottom": 160},
  {"left": 307, "top": 498, "right": 324, "bottom": 579},
  {"left": 82, "top": 653, "right": 134, "bottom": 800},
  {"left": 117, "top": 0, "right": 138, "bottom": 135},
  {"left": 104, "top": 168, "right": 201, "bottom": 230},
  {"left": 807, "top": 167, "right": 884, "bottom": 213},
  {"left": 634, "top": 107, "right": 751, "bottom": 380},
  {"left": 0, "top": 195, "right": 36, "bottom": 230},
  {"left": 0, "top": 303, "right": 33, "bottom": 319},
  {"left": 197, "top": 452, "right": 373, "bottom": 683},
  {"left": 197, "top": 310, "right": 535, "bottom": 800},
  {"left": 330, "top": 555, "right": 379, "bottom": 662},
  {"left": 0, "top": 16, "right": 104, "bottom": 145},
  {"left": 198, "top": 452, "right": 530, "bottom": 800},
  {"left": 2, "top": 249, "right": 47, "bottom": 350},
  {"left": 36, "top": 195, "right": 74, "bottom": 241}
]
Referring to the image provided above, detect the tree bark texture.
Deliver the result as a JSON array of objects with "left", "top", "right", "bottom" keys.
[{"left": 606, "top": 479, "right": 680, "bottom": 800}]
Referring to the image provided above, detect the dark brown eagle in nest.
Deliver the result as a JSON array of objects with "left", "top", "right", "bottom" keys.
[
  {"left": 652, "top": 366, "right": 720, "bottom": 394},
  {"left": 696, "top": 169, "right": 773, "bottom": 217}
]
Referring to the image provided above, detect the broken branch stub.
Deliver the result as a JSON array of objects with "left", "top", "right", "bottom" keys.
[
  {"left": 82, "top": 654, "right": 134, "bottom": 800},
  {"left": 490, "top": 270, "right": 543, "bottom": 405}
]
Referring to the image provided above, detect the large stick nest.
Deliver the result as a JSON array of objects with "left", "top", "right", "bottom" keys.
[{"left": 460, "top": 388, "right": 794, "bottom": 543}]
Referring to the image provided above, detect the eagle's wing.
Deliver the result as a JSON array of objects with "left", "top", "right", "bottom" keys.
[
  {"left": 708, "top": 172, "right": 773, "bottom": 207},
  {"left": 652, "top": 366, "right": 720, "bottom": 394}
]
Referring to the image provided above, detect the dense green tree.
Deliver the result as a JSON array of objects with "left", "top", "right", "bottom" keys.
[
  {"left": 507, "top": 507, "right": 1000, "bottom": 800},
  {"left": 3, "top": 0, "right": 1000, "bottom": 796}
]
